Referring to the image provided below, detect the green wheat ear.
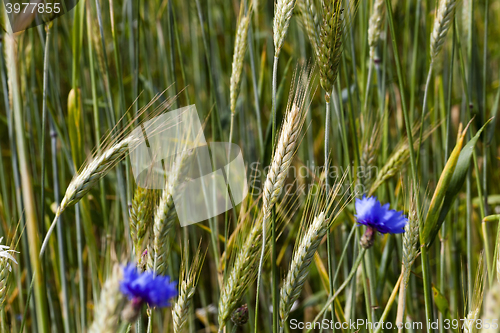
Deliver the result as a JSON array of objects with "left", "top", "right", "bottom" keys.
[
  {"left": 273, "top": 0, "right": 298, "bottom": 56},
  {"left": 230, "top": 3, "right": 251, "bottom": 115},
  {"left": 318, "top": 0, "right": 343, "bottom": 101},
  {"left": 129, "top": 186, "right": 154, "bottom": 264},
  {"left": 172, "top": 244, "right": 206, "bottom": 333}
]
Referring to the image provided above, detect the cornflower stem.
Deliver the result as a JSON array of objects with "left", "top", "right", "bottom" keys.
[
  {"left": 357, "top": 228, "right": 373, "bottom": 333},
  {"left": 307, "top": 248, "right": 367, "bottom": 332},
  {"left": 136, "top": 309, "right": 143, "bottom": 333}
]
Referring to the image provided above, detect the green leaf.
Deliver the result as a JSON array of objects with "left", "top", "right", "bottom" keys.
[
  {"left": 432, "top": 286, "right": 451, "bottom": 320},
  {"left": 427, "top": 119, "right": 492, "bottom": 247},
  {"left": 421, "top": 124, "right": 466, "bottom": 245}
]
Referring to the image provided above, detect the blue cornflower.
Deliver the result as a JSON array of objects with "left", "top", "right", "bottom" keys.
[
  {"left": 355, "top": 196, "right": 408, "bottom": 234},
  {"left": 120, "top": 264, "right": 177, "bottom": 308},
  {"left": 355, "top": 196, "right": 407, "bottom": 248}
]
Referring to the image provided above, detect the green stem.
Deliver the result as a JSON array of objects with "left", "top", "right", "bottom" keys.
[
  {"left": 1, "top": 307, "right": 7, "bottom": 333},
  {"left": 307, "top": 248, "right": 367, "bottom": 332},
  {"left": 420, "top": 245, "right": 434, "bottom": 330},
  {"left": 364, "top": 60, "right": 374, "bottom": 115},
  {"left": 246, "top": 14, "right": 264, "bottom": 159},
  {"left": 416, "top": 63, "right": 434, "bottom": 165},
  {"left": 272, "top": 207, "right": 278, "bottom": 333},
  {"left": 5, "top": 30, "right": 50, "bottom": 333},
  {"left": 325, "top": 98, "right": 335, "bottom": 322}
]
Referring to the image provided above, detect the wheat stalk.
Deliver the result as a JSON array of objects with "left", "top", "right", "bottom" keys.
[
  {"left": 318, "top": 0, "right": 343, "bottom": 101},
  {"left": 430, "top": 0, "right": 457, "bottom": 62},
  {"left": 172, "top": 247, "right": 205, "bottom": 333},
  {"left": 88, "top": 264, "right": 126, "bottom": 333},
  {"left": 273, "top": 0, "right": 298, "bottom": 56},
  {"left": 279, "top": 212, "right": 326, "bottom": 329},
  {"left": 230, "top": 7, "right": 251, "bottom": 115}
]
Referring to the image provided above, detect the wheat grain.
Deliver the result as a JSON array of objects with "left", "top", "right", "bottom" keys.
[
  {"left": 230, "top": 8, "right": 251, "bottom": 114},
  {"left": 88, "top": 264, "right": 126, "bottom": 333},
  {"left": 172, "top": 247, "right": 205, "bottom": 333},
  {"left": 402, "top": 197, "right": 419, "bottom": 274},
  {"left": 369, "top": 144, "right": 409, "bottom": 195},
  {"left": 396, "top": 191, "right": 419, "bottom": 327},
  {"left": 0, "top": 259, "right": 11, "bottom": 310},
  {"left": 318, "top": 0, "right": 343, "bottom": 100},
  {"left": 40, "top": 135, "right": 139, "bottom": 257},
  {"left": 262, "top": 69, "right": 312, "bottom": 228},
  {"left": 359, "top": 127, "right": 380, "bottom": 193},
  {"left": 218, "top": 212, "right": 265, "bottom": 330},
  {"left": 274, "top": 0, "right": 298, "bottom": 56},
  {"left": 129, "top": 186, "right": 153, "bottom": 263},
  {"left": 430, "top": 0, "right": 457, "bottom": 61},
  {"left": 60, "top": 136, "right": 137, "bottom": 213},
  {"left": 279, "top": 212, "right": 326, "bottom": 328}
]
